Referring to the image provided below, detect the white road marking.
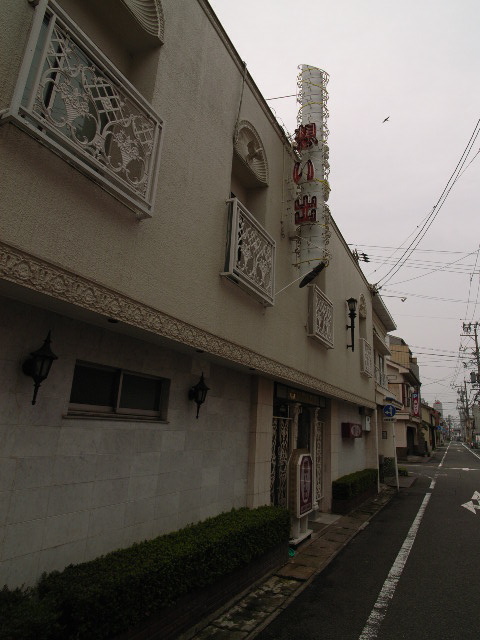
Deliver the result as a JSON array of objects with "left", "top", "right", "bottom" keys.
[
  {"left": 461, "top": 491, "right": 480, "bottom": 515},
  {"left": 438, "top": 442, "right": 451, "bottom": 468},
  {"left": 462, "top": 500, "right": 480, "bottom": 514},
  {"left": 358, "top": 492, "right": 431, "bottom": 640},
  {"left": 461, "top": 443, "right": 480, "bottom": 461}
]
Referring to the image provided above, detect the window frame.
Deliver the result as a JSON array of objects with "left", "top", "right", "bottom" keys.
[{"left": 68, "top": 361, "right": 170, "bottom": 420}]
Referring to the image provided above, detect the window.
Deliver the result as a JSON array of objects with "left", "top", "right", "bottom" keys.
[
  {"left": 9, "top": 2, "right": 163, "bottom": 219},
  {"left": 69, "top": 362, "right": 169, "bottom": 419}
]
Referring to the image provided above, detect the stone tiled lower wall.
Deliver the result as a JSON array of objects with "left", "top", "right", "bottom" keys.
[{"left": 0, "top": 298, "right": 252, "bottom": 588}]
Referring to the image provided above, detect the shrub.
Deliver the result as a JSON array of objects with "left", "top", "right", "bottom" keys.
[
  {"left": 332, "top": 468, "right": 378, "bottom": 500},
  {"left": 1, "top": 506, "right": 289, "bottom": 640},
  {"left": 0, "top": 586, "right": 63, "bottom": 640},
  {"left": 383, "top": 457, "right": 396, "bottom": 477}
]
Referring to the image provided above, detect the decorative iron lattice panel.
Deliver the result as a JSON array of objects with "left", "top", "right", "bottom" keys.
[
  {"left": 222, "top": 198, "right": 275, "bottom": 306},
  {"left": 271, "top": 417, "right": 291, "bottom": 507},
  {"left": 10, "top": 2, "right": 162, "bottom": 218},
  {"left": 307, "top": 285, "right": 334, "bottom": 348},
  {"left": 360, "top": 338, "right": 374, "bottom": 377},
  {"left": 314, "top": 417, "right": 324, "bottom": 502}
]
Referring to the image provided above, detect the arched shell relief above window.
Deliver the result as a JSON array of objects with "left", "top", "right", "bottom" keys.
[
  {"left": 234, "top": 121, "right": 269, "bottom": 185},
  {"left": 121, "top": 0, "right": 165, "bottom": 41}
]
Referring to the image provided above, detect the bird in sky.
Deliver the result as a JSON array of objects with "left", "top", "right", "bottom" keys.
[{"left": 382, "top": 116, "right": 390, "bottom": 123}]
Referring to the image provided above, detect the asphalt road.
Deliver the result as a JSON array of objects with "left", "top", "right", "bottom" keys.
[{"left": 256, "top": 443, "right": 480, "bottom": 640}]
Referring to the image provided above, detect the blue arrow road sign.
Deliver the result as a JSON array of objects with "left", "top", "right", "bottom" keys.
[{"left": 383, "top": 404, "right": 396, "bottom": 418}]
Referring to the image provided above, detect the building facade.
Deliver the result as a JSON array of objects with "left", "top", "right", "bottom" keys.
[
  {"left": 371, "top": 292, "right": 397, "bottom": 471},
  {"left": 387, "top": 336, "right": 422, "bottom": 458},
  {"left": 0, "top": 0, "right": 388, "bottom": 586}
]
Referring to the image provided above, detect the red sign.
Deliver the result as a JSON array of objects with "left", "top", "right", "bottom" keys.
[
  {"left": 341, "top": 422, "right": 363, "bottom": 438},
  {"left": 293, "top": 159, "right": 315, "bottom": 184},
  {"left": 412, "top": 392, "right": 419, "bottom": 417},
  {"left": 294, "top": 195, "right": 317, "bottom": 224},
  {"left": 294, "top": 123, "right": 318, "bottom": 150}
]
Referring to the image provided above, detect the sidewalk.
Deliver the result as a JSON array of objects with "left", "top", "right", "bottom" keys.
[{"left": 179, "top": 485, "right": 397, "bottom": 640}]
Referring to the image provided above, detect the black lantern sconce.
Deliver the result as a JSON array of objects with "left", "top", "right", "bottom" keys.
[
  {"left": 22, "top": 330, "right": 58, "bottom": 405},
  {"left": 189, "top": 372, "right": 210, "bottom": 418},
  {"left": 346, "top": 298, "right": 357, "bottom": 351}
]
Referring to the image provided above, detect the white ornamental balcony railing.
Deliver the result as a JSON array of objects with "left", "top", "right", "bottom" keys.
[
  {"left": 360, "top": 338, "right": 373, "bottom": 377},
  {"left": 5, "top": 1, "right": 162, "bottom": 219},
  {"left": 307, "top": 285, "right": 334, "bottom": 348},
  {"left": 222, "top": 198, "right": 275, "bottom": 306}
]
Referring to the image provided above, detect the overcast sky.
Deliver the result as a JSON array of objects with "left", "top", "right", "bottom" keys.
[{"left": 209, "top": 0, "right": 480, "bottom": 421}]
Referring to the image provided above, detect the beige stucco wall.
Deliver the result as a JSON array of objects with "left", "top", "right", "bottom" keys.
[
  {"left": 330, "top": 399, "right": 377, "bottom": 480},
  {"left": 0, "top": 0, "right": 375, "bottom": 411}
]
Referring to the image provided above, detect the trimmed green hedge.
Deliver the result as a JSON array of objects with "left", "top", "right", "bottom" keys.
[
  {"left": 332, "top": 468, "right": 378, "bottom": 500},
  {"left": 1, "top": 506, "right": 289, "bottom": 640}
]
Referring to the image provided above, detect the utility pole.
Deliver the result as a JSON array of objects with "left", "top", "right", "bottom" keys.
[{"left": 462, "top": 322, "right": 480, "bottom": 443}]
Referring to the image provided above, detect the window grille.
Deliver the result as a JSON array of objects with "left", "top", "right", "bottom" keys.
[
  {"left": 7, "top": 1, "right": 162, "bottom": 219},
  {"left": 222, "top": 198, "right": 276, "bottom": 306},
  {"left": 307, "top": 285, "right": 334, "bottom": 348},
  {"left": 360, "top": 338, "right": 374, "bottom": 377}
]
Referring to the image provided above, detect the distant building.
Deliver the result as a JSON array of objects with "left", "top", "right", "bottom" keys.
[
  {"left": 387, "top": 336, "right": 421, "bottom": 457},
  {"left": 433, "top": 400, "right": 443, "bottom": 417}
]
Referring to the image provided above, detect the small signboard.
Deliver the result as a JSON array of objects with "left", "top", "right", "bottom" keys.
[
  {"left": 289, "top": 451, "right": 314, "bottom": 517},
  {"left": 299, "top": 455, "right": 313, "bottom": 516}
]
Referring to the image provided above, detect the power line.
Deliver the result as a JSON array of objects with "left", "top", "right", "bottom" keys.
[
  {"left": 350, "top": 244, "right": 476, "bottom": 255},
  {"left": 265, "top": 94, "right": 296, "bottom": 100},
  {"left": 382, "top": 289, "right": 469, "bottom": 303},
  {"left": 385, "top": 248, "right": 480, "bottom": 286},
  {"left": 375, "top": 119, "right": 480, "bottom": 287}
]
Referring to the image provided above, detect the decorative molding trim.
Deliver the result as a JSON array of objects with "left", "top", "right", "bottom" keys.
[
  {"left": 121, "top": 0, "right": 165, "bottom": 41},
  {"left": 0, "top": 241, "right": 375, "bottom": 409}
]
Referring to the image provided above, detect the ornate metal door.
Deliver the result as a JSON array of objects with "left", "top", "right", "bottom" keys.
[
  {"left": 312, "top": 410, "right": 325, "bottom": 507},
  {"left": 270, "top": 417, "right": 291, "bottom": 507}
]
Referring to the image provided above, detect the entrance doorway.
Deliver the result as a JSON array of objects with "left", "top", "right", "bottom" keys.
[
  {"left": 271, "top": 394, "right": 325, "bottom": 510},
  {"left": 407, "top": 426, "right": 415, "bottom": 455}
]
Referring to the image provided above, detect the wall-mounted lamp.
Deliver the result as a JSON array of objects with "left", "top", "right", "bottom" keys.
[
  {"left": 22, "top": 330, "right": 58, "bottom": 405},
  {"left": 189, "top": 372, "right": 210, "bottom": 419},
  {"left": 346, "top": 297, "right": 357, "bottom": 351}
]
